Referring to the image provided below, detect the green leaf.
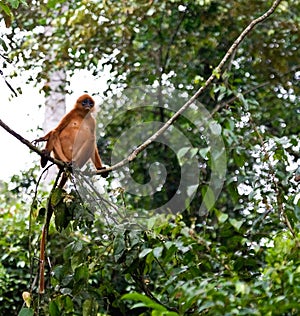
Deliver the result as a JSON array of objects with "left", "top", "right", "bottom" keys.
[
  {"left": 63, "top": 295, "right": 74, "bottom": 311},
  {"left": 212, "top": 68, "right": 221, "bottom": 79},
  {"left": 51, "top": 188, "right": 64, "bottom": 206},
  {"left": 74, "top": 264, "right": 89, "bottom": 282},
  {"left": 294, "top": 205, "right": 300, "bottom": 221},
  {"left": 235, "top": 281, "right": 249, "bottom": 295},
  {"left": 82, "top": 299, "right": 97, "bottom": 316},
  {"left": 46, "top": 0, "right": 60, "bottom": 9},
  {"left": 153, "top": 246, "right": 163, "bottom": 259},
  {"left": 177, "top": 147, "right": 190, "bottom": 160},
  {"left": 215, "top": 209, "right": 228, "bottom": 223},
  {"left": 139, "top": 248, "right": 152, "bottom": 258},
  {"left": 199, "top": 147, "right": 210, "bottom": 159},
  {"left": 194, "top": 75, "right": 204, "bottom": 84},
  {"left": 233, "top": 150, "right": 246, "bottom": 167},
  {"left": 113, "top": 233, "right": 126, "bottom": 261},
  {"left": 7, "top": 0, "right": 20, "bottom": 9},
  {"left": 0, "top": 3, "right": 12, "bottom": 15},
  {"left": 229, "top": 218, "right": 244, "bottom": 231},
  {"left": 0, "top": 38, "right": 8, "bottom": 51},
  {"left": 49, "top": 301, "right": 60, "bottom": 316},
  {"left": 202, "top": 186, "right": 216, "bottom": 210},
  {"left": 54, "top": 202, "right": 68, "bottom": 231},
  {"left": 190, "top": 148, "right": 199, "bottom": 158},
  {"left": 18, "top": 308, "right": 34, "bottom": 316},
  {"left": 147, "top": 216, "right": 157, "bottom": 230},
  {"left": 71, "top": 240, "right": 83, "bottom": 253},
  {"left": 122, "top": 292, "right": 167, "bottom": 312}
]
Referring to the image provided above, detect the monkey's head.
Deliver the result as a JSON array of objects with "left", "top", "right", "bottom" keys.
[{"left": 76, "top": 94, "right": 95, "bottom": 111}]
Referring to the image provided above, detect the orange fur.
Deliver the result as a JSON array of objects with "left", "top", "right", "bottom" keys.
[{"left": 36, "top": 94, "right": 107, "bottom": 174}]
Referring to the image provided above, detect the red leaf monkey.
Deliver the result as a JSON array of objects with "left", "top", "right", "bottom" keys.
[
  {"left": 35, "top": 94, "right": 109, "bottom": 293},
  {"left": 35, "top": 94, "right": 108, "bottom": 184}
]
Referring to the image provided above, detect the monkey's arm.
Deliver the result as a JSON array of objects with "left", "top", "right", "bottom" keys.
[
  {"left": 92, "top": 147, "right": 109, "bottom": 177},
  {"left": 34, "top": 109, "right": 77, "bottom": 143}
]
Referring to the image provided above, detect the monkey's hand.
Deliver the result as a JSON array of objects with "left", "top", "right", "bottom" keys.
[
  {"left": 33, "top": 136, "right": 47, "bottom": 145},
  {"left": 97, "top": 167, "right": 109, "bottom": 178}
]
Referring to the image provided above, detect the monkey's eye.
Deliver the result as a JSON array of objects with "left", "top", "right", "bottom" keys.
[{"left": 82, "top": 99, "right": 94, "bottom": 107}]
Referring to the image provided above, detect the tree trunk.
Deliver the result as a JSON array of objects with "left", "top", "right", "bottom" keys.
[
  {"left": 43, "top": 70, "right": 66, "bottom": 132},
  {"left": 42, "top": 70, "right": 66, "bottom": 181}
]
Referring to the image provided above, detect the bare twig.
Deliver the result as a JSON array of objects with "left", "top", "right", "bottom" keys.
[
  {"left": 210, "top": 82, "right": 270, "bottom": 116},
  {"left": 163, "top": 8, "right": 187, "bottom": 71},
  {"left": 211, "top": 63, "right": 300, "bottom": 117},
  {"left": 0, "top": 69, "right": 18, "bottom": 97}
]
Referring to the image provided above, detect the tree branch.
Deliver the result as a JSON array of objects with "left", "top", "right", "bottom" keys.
[
  {"left": 211, "top": 63, "right": 300, "bottom": 117},
  {"left": 0, "top": 0, "right": 282, "bottom": 177},
  {"left": 0, "top": 119, "right": 65, "bottom": 168},
  {"left": 97, "top": 0, "right": 282, "bottom": 175},
  {"left": 0, "top": 68, "right": 18, "bottom": 97},
  {"left": 210, "top": 81, "right": 270, "bottom": 116},
  {"left": 163, "top": 8, "right": 187, "bottom": 71}
]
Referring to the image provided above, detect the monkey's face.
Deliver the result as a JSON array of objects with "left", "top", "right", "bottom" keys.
[
  {"left": 81, "top": 98, "right": 94, "bottom": 109},
  {"left": 76, "top": 94, "right": 95, "bottom": 111}
]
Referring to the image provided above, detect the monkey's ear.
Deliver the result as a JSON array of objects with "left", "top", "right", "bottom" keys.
[{"left": 97, "top": 167, "right": 109, "bottom": 178}]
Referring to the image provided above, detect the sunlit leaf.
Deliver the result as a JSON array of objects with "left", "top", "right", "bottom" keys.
[
  {"left": 139, "top": 248, "right": 152, "bottom": 258},
  {"left": 229, "top": 218, "right": 244, "bottom": 231},
  {"left": 215, "top": 209, "right": 228, "bottom": 223}
]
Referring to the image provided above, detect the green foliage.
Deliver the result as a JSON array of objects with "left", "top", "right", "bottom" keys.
[
  {"left": 1, "top": 0, "right": 300, "bottom": 315},
  {"left": 122, "top": 292, "right": 179, "bottom": 316},
  {"left": 0, "top": 182, "right": 32, "bottom": 315},
  {"left": 2, "top": 171, "right": 300, "bottom": 315},
  {"left": 18, "top": 308, "right": 34, "bottom": 316},
  {"left": 0, "top": 0, "right": 27, "bottom": 26}
]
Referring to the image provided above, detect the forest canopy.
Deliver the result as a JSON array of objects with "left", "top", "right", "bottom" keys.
[{"left": 0, "top": 0, "right": 300, "bottom": 315}]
